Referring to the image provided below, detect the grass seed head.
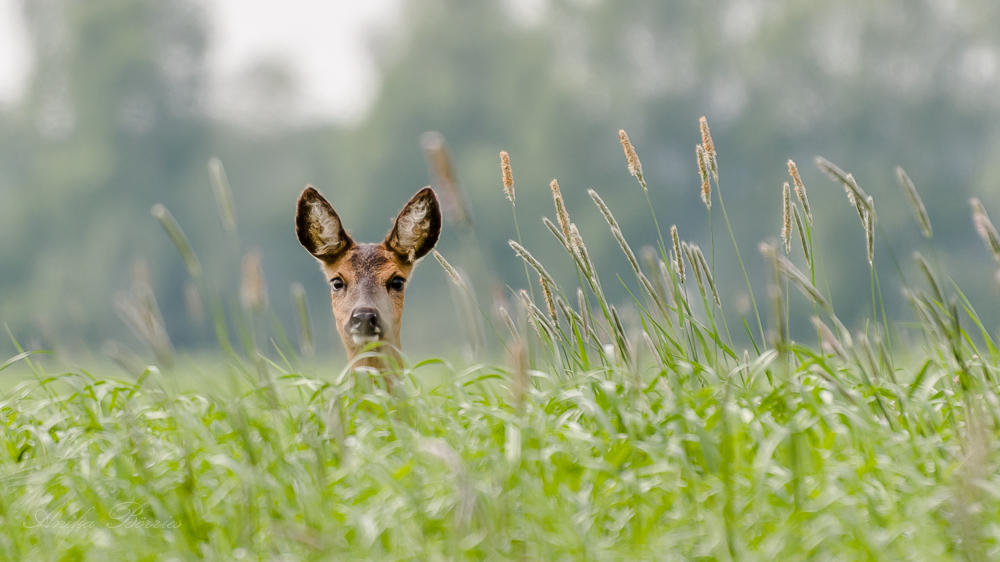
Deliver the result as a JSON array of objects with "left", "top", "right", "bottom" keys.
[
  {"left": 499, "top": 305, "right": 519, "bottom": 342},
  {"left": 696, "top": 144, "right": 711, "bottom": 209},
  {"left": 540, "top": 275, "right": 557, "bottom": 322},
  {"left": 619, "top": 129, "right": 642, "bottom": 179},
  {"left": 576, "top": 287, "right": 590, "bottom": 339},
  {"left": 569, "top": 223, "right": 596, "bottom": 279},
  {"left": 792, "top": 204, "right": 810, "bottom": 263},
  {"left": 864, "top": 198, "right": 875, "bottom": 266},
  {"left": 788, "top": 159, "right": 811, "bottom": 223},
  {"left": 184, "top": 281, "right": 203, "bottom": 323},
  {"left": 913, "top": 251, "right": 944, "bottom": 304},
  {"left": 815, "top": 156, "right": 872, "bottom": 220},
  {"left": 510, "top": 339, "right": 529, "bottom": 406},
  {"left": 290, "top": 281, "right": 313, "bottom": 357},
  {"left": 671, "top": 225, "right": 685, "bottom": 283},
  {"left": 758, "top": 242, "right": 787, "bottom": 349},
  {"left": 500, "top": 150, "right": 514, "bottom": 203},
  {"left": 782, "top": 182, "right": 792, "bottom": 254},
  {"left": 433, "top": 251, "right": 467, "bottom": 290},
  {"left": 520, "top": 289, "right": 555, "bottom": 341},
  {"left": 151, "top": 203, "right": 202, "bottom": 279},
  {"left": 619, "top": 129, "right": 647, "bottom": 193},
  {"left": 422, "top": 131, "right": 472, "bottom": 228},
  {"left": 683, "top": 241, "right": 706, "bottom": 298},
  {"left": 693, "top": 245, "right": 721, "bottom": 307},
  {"left": 643, "top": 331, "right": 665, "bottom": 372},
  {"left": 550, "top": 179, "right": 571, "bottom": 240},
  {"left": 970, "top": 198, "right": 1000, "bottom": 265},
  {"left": 897, "top": 166, "right": 931, "bottom": 238},
  {"left": 208, "top": 157, "right": 237, "bottom": 232},
  {"left": 699, "top": 116, "right": 718, "bottom": 180},
  {"left": 776, "top": 251, "right": 832, "bottom": 314},
  {"left": 239, "top": 248, "right": 268, "bottom": 312},
  {"left": 811, "top": 316, "right": 847, "bottom": 362},
  {"left": 509, "top": 240, "right": 557, "bottom": 290},
  {"left": 114, "top": 270, "right": 173, "bottom": 367}
]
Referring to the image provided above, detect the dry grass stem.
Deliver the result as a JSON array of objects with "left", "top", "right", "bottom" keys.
[
  {"left": 896, "top": 166, "right": 931, "bottom": 238},
  {"left": 500, "top": 151, "right": 515, "bottom": 203}
]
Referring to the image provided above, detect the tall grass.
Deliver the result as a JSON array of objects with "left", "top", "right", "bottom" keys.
[{"left": 3, "top": 120, "right": 1000, "bottom": 560}]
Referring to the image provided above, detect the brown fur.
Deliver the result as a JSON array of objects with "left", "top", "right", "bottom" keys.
[{"left": 295, "top": 185, "right": 442, "bottom": 370}]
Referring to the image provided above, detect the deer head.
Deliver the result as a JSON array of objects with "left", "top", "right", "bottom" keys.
[{"left": 295, "top": 185, "right": 442, "bottom": 368}]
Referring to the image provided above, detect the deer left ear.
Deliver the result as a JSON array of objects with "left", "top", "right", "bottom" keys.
[{"left": 383, "top": 187, "right": 442, "bottom": 263}]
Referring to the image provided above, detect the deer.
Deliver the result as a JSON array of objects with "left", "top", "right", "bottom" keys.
[{"left": 295, "top": 185, "right": 442, "bottom": 371}]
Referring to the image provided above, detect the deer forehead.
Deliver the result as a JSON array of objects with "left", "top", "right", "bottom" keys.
[{"left": 321, "top": 243, "right": 411, "bottom": 284}]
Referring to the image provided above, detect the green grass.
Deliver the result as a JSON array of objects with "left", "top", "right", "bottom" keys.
[{"left": 3, "top": 122, "right": 1000, "bottom": 560}]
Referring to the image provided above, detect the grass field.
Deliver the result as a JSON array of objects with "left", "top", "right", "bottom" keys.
[{"left": 3, "top": 120, "right": 1000, "bottom": 560}]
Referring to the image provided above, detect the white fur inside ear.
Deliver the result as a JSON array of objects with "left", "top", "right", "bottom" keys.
[
  {"left": 309, "top": 200, "right": 343, "bottom": 255},
  {"left": 396, "top": 199, "right": 429, "bottom": 262}
]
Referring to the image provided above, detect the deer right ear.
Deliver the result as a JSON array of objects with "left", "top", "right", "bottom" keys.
[{"left": 296, "top": 185, "right": 354, "bottom": 262}]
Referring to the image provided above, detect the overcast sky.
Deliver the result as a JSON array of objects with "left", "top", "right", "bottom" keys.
[{"left": 0, "top": 0, "right": 402, "bottom": 123}]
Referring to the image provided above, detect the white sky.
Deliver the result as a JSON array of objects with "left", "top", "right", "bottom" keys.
[{"left": 0, "top": 0, "right": 403, "bottom": 123}]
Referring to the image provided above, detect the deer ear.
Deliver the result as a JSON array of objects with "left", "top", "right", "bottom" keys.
[
  {"left": 383, "top": 187, "right": 442, "bottom": 263},
  {"left": 296, "top": 185, "right": 354, "bottom": 262}
]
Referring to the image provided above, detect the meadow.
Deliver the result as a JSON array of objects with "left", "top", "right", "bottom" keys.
[{"left": 3, "top": 118, "right": 1000, "bottom": 561}]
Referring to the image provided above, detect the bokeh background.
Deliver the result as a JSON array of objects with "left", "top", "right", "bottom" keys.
[{"left": 1, "top": 0, "right": 999, "bottom": 364}]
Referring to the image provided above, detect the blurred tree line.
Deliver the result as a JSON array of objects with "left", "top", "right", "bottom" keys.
[{"left": 2, "top": 0, "right": 1000, "bottom": 361}]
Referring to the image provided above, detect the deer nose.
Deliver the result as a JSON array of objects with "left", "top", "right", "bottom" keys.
[{"left": 348, "top": 308, "right": 381, "bottom": 337}]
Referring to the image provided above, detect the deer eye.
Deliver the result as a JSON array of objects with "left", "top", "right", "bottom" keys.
[
  {"left": 331, "top": 277, "right": 345, "bottom": 291},
  {"left": 389, "top": 276, "right": 406, "bottom": 291}
]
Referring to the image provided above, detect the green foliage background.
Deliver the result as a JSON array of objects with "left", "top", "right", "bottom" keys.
[{"left": 2, "top": 0, "right": 1000, "bottom": 361}]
